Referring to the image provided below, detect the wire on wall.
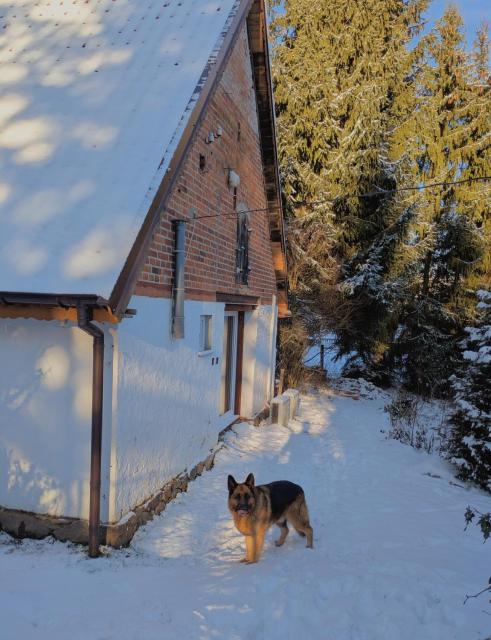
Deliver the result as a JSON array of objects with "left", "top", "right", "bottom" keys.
[{"left": 180, "top": 175, "right": 491, "bottom": 223}]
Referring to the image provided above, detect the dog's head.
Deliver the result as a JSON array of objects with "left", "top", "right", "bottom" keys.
[{"left": 227, "top": 473, "right": 256, "bottom": 517}]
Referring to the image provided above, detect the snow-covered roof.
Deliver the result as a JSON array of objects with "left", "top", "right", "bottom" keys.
[{"left": 0, "top": 0, "right": 240, "bottom": 298}]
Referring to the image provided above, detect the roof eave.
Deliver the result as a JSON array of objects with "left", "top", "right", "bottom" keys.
[
  {"left": 247, "top": 0, "right": 289, "bottom": 315},
  {"left": 0, "top": 292, "right": 109, "bottom": 308}
]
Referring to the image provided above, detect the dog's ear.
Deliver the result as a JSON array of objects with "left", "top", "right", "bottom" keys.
[
  {"left": 244, "top": 473, "right": 255, "bottom": 488},
  {"left": 228, "top": 475, "right": 238, "bottom": 494}
]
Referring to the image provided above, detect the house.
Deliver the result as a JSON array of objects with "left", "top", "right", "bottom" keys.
[{"left": 0, "top": 0, "right": 288, "bottom": 555}]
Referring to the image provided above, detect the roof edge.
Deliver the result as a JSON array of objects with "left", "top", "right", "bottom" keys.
[
  {"left": 247, "top": 0, "right": 288, "bottom": 314},
  {"left": 0, "top": 292, "right": 109, "bottom": 308}
]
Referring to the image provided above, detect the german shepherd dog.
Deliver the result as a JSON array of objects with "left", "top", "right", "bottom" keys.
[{"left": 228, "top": 473, "right": 313, "bottom": 563}]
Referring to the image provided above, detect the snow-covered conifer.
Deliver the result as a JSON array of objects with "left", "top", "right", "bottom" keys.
[{"left": 449, "top": 290, "right": 491, "bottom": 491}]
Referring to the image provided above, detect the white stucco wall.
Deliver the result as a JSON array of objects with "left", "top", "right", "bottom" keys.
[
  {"left": 253, "top": 305, "right": 275, "bottom": 413},
  {"left": 112, "top": 296, "right": 276, "bottom": 521},
  {"left": 241, "top": 305, "right": 276, "bottom": 418},
  {"left": 0, "top": 318, "right": 115, "bottom": 519},
  {"left": 113, "top": 296, "right": 224, "bottom": 520},
  {"left": 0, "top": 296, "right": 277, "bottom": 524}
]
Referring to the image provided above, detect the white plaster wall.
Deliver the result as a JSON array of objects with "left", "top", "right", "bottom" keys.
[
  {"left": 112, "top": 297, "right": 276, "bottom": 520},
  {"left": 0, "top": 318, "right": 115, "bottom": 519},
  {"left": 0, "top": 299, "right": 276, "bottom": 523},
  {"left": 233, "top": 305, "right": 275, "bottom": 419},
  {"left": 251, "top": 305, "right": 275, "bottom": 414},
  {"left": 241, "top": 310, "right": 258, "bottom": 418},
  {"left": 268, "top": 297, "right": 279, "bottom": 402},
  {"left": 113, "top": 296, "right": 225, "bottom": 520}
]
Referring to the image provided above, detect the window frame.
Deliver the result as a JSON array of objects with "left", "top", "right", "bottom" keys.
[
  {"left": 235, "top": 202, "right": 250, "bottom": 285},
  {"left": 198, "top": 314, "right": 213, "bottom": 355}
]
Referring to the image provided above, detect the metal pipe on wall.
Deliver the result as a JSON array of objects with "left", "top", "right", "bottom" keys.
[
  {"left": 77, "top": 304, "right": 105, "bottom": 558},
  {"left": 172, "top": 220, "right": 186, "bottom": 339}
]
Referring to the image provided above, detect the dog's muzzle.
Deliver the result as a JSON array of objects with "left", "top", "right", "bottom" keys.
[{"left": 235, "top": 506, "right": 250, "bottom": 517}]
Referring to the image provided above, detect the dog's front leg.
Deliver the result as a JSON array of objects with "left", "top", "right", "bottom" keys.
[
  {"left": 240, "top": 535, "right": 255, "bottom": 563},
  {"left": 253, "top": 526, "right": 266, "bottom": 562}
]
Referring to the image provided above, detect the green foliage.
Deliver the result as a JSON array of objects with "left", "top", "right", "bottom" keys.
[
  {"left": 463, "top": 505, "right": 491, "bottom": 606},
  {"left": 273, "top": 0, "right": 428, "bottom": 362},
  {"left": 448, "top": 290, "right": 491, "bottom": 491},
  {"left": 465, "top": 506, "right": 491, "bottom": 541},
  {"left": 272, "top": 1, "right": 491, "bottom": 395}
]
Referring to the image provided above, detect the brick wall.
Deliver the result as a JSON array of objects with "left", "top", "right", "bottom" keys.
[{"left": 135, "top": 24, "right": 277, "bottom": 304}]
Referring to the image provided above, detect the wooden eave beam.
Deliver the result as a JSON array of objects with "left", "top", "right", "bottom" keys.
[
  {"left": 0, "top": 305, "right": 120, "bottom": 323},
  {"left": 247, "top": 1, "right": 288, "bottom": 292}
]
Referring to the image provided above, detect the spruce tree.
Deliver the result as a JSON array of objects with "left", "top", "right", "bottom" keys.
[
  {"left": 448, "top": 290, "right": 491, "bottom": 492},
  {"left": 272, "top": 0, "right": 428, "bottom": 371},
  {"left": 272, "top": 2, "right": 490, "bottom": 393},
  {"left": 465, "top": 21, "right": 491, "bottom": 288},
  {"left": 396, "top": 7, "right": 488, "bottom": 394}
]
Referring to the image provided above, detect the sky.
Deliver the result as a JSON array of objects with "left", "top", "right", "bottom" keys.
[
  {"left": 425, "top": 0, "right": 490, "bottom": 46},
  {"left": 273, "top": 1, "right": 490, "bottom": 50}
]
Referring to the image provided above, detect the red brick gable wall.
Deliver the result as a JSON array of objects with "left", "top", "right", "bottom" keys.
[{"left": 135, "top": 24, "right": 277, "bottom": 304}]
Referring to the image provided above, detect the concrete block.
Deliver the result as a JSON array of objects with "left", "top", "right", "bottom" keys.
[
  {"left": 283, "top": 388, "right": 300, "bottom": 419},
  {"left": 271, "top": 394, "right": 290, "bottom": 426}
]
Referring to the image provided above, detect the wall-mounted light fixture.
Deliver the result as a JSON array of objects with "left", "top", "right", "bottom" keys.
[{"left": 228, "top": 169, "right": 240, "bottom": 189}]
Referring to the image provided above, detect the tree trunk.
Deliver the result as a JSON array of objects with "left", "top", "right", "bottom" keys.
[{"left": 422, "top": 251, "right": 433, "bottom": 296}]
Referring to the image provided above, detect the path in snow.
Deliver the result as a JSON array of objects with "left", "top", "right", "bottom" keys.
[{"left": 2, "top": 384, "right": 491, "bottom": 640}]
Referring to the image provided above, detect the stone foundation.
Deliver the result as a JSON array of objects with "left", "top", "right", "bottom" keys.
[
  {"left": 104, "top": 451, "right": 217, "bottom": 547},
  {"left": 0, "top": 509, "right": 89, "bottom": 544},
  {"left": 0, "top": 450, "right": 218, "bottom": 548}
]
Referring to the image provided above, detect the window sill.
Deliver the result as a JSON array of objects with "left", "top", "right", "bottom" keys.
[{"left": 197, "top": 350, "right": 213, "bottom": 358}]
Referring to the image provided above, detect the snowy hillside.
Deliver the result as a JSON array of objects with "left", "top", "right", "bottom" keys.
[{"left": 2, "top": 384, "right": 491, "bottom": 639}]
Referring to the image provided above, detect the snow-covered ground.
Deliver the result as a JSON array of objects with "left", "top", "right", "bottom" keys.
[{"left": 2, "top": 383, "right": 491, "bottom": 640}]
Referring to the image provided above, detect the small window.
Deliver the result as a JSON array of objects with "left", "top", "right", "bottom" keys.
[{"left": 200, "top": 315, "right": 213, "bottom": 352}]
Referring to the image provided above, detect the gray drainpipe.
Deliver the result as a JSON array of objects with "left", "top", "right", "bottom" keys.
[
  {"left": 77, "top": 304, "right": 104, "bottom": 558},
  {"left": 172, "top": 220, "right": 186, "bottom": 339}
]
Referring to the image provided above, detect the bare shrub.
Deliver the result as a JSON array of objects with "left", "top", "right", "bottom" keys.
[
  {"left": 277, "top": 317, "right": 309, "bottom": 389},
  {"left": 384, "top": 392, "right": 436, "bottom": 454}
]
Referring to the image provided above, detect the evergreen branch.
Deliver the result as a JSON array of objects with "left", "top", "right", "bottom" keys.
[
  {"left": 290, "top": 241, "right": 334, "bottom": 282},
  {"left": 291, "top": 176, "right": 491, "bottom": 208}
]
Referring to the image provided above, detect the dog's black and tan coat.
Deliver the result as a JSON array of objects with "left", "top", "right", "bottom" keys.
[{"left": 228, "top": 473, "right": 313, "bottom": 563}]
